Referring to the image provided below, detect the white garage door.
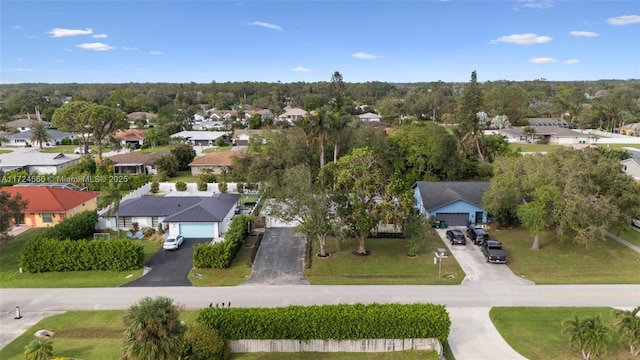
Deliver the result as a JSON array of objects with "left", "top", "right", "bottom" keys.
[{"left": 179, "top": 223, "right": 215, "bottom": 238}]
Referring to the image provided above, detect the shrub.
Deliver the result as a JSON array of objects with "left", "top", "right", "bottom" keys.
[
  {"left": 197, "top": 180, "right": 208, "bottom": 191},
  {"left": 60, "top": 137, "right": 72, "bottom": 145},
  {"left": 151, "top": 181, "right": 159, "bottom": 193},
  {"left": 157, "top": 171, "right": 169, "bottom": 182},
  {"left": 218, "top": 182, "right": 227, "bottom": 193},
  {"left": 141, "top": 227, "right": 155, "bottom": 237},
  {"left": 175, "top": 181, "right": 187, "bottom": 191},
  {"left": 182, "top": 322, "right": 230, "bottom": 360},
  {"left": 44, "top": 210, "right": 98, "bottom": 241},
  {"left": 193, "top": 215, "right": 248, "bottom": 269}
]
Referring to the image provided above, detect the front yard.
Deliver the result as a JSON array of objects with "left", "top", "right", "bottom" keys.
[{"left": 189, "top": 235, "right": 259, "bottom": 286}]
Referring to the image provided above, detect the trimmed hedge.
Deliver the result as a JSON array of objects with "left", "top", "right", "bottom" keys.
[
  {"left": 18, "top": 238, "right": 144, "bottom": 273},
  {"left": 197, "top": 303, "right": 451, "bottom": 343},
  {"left": 193, "top": 215, "right": 248, "bottom": 269},
  {"left": 44, "top": 210, "right": 98, "bottom": 241}
]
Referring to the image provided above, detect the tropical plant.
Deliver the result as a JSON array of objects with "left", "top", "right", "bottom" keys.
[
  {"left": 612, "top": 306, "right": 640, "bottom": 356},
  {"left": 29, "top": 122, "right": 51, "bottom": 149},
  {"left": 98, "top": 183, "right": 122, "bottom": 236},
  {"left": 122, "top": 296, "right": 185, "bottom": 360},
  {"left": 562, "top": 314, "right": 612, "bottom": 360},
  {"left": 24, "top": 338, "right": 53, "bottom": 360}
]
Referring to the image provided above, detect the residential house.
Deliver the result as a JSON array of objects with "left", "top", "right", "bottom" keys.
[
  {"left": 412, "top": 181, "right": 490, "bottom": 226},
  {"left": 114, "top": 129, "right": 145, "bottom": 149},
  {"left": 622, "top": 150, "right": 640, "bottom": 183},
  {"left": 108, "top": 152, "right": 168, "bottom": 175},
  {"left": 619, "top": 123, "right": 640, "bottom": 137},
  {"left": 188, "top": 151, "right": 237, "bottom": 175},
  {"left": 4, "top": 129, "right": 76, "bottom": 147},
  {"left": 358, "top": 112, "right": 382, "bottom": 123},
  {"left": 486, "top": 119, "right": 592, "bottom": 146},
  {"left": 232, "top": 129, "right": 266, "bottom": 146},
  {"left": 193, "top": 120, "right": 226, "bottom": 131},
  {"left": 107, "top": 193, "right": 240, "bottom": 238},
  {"left": 0, "top": 150, "right": 80, "bottom": 174},
  {"left": 6, "top": 118, "right": 52, "bottom": 132},
  {"left": 2, "top": 186, "right": 99, "bottom": 227},
  {"left": 278, "top": 106, "right": 307, "bottom": 123},
  {"left": 126, "top": 112, "right": 158, "bottom": 127},
  {"left": 170, "top": 131, "right": 227, "bottom": 146}
]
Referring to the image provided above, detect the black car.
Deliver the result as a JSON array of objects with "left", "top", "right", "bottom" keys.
[
  {"left": 466, "top": 227, "right": 489, "bottom": 245},
  {"left": 446, "top": 229, "right": 467, "bottom": 245}
]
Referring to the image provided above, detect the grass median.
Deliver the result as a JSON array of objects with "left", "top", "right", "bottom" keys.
[{"left": 189, "top": 235, "right": 259, "bottom": 286}]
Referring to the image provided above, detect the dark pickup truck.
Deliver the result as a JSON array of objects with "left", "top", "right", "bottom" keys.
[{"left": 481, "top": 240, "right": 507, "bottom": 264}]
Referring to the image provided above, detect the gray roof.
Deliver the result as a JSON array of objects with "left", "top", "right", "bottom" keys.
[
  {"left": 6, "top": 129, "right": 75, "bottom": 140},
  {"left": 412, "top": 181, "right": 489, "bottom": 211},
  {"left": 118, "top": 193, "right": 240, "bottom": 222},
  {"left": 6, "top": 119, "right": 52, "bottom": 128}
]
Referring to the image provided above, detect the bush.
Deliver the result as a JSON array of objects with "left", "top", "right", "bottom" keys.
[
  {"left": 175, "top": 181, "right": 187, "bottom": 191},
  {"left": 218, "top": 182, "right": 227, "bottom": 193},
  {"left": 193, "top": 215, "right": 248, "bottom": 269},
  {"left": 182, "top": 322, "right": 230, "bottom": 360},
  {"left": 157, "top": 171, "right": 169, "bottom": 182},
  {"left": 197, "top": 180, "right": 208, "bottom": 191},
  {"left": 60, "top": 137, "right": 72, "bottom": 145},
  {"left": 19, "top": 238, "right": 145, "bottom": 273},
  {"left": 44, "top": 210, "right": 98, "bottom": 241},
  {"left": 198, "top": 303, "right": 451, "bottom": 343},
  {"left": 141, "top": 227, "right": 155, "bottom": 237},
  {"left": 151, "top": 181, "right": 159, "bottom": 193}
]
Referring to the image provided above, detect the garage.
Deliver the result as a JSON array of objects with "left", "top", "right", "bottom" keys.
[
  {"left": 435, "top": 213, "right": 469, "bottom": 226},
  {"left": 178, "top": 223, "right": 216, "bottom": 238}
]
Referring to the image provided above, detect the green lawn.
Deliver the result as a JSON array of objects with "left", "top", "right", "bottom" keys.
[
  {"left": 38, "top": 145, "right": 99, "bottom": 154},
  {"left": 490, "top": 307, "right": 633, "bottom": 360},
  {"left": 304, "top": 228, "right": 464, "bottom": 285},
  {"left": 613, "top": 226, "right": 640, "bottom": 248},
  {"left": 489, "top": 226, "right": 640, "bottom": 284},
  {"left": 0, "top": 149, "right": 12, "bottom": 153},
  {"left": 595, "top": 143, "right": 640, "bottom": 151},
  {"left": 0, "top": 310, "right": 438, "bottom": 360},
  {"left": 160, "top": 169, "right": 199, "bottom": 184},
  {"left": 0, "top": 229, "right": 162, "bottom": 288},
  {"left": 203, "top": 145, "right": 232, "bottom": 153},
  {"left": 510, "top": 143, "right": 561, "bottom": 152},
  {"left": 133, "top": 145, "right": 173, "bottom": 154},
  {"left": 189, "top": 235, "right": 259, "bottom": 286}
]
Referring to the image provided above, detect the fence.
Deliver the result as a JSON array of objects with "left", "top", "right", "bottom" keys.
[{"left": 228, "top": 338, "right": 443, "bottom": 357}]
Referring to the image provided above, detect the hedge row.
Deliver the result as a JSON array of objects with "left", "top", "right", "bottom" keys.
[
  {"left": 198, "top": 303, "right": 451, "bottom": 342},
  {"left": 19, "top": 238, "right": 144, "bottom": 273},
  {"left": 43, "top": 210, "right": 98, "bottom": 241},
  {"left": 193, "top": 215, "right": 249, "bottom": 269}
]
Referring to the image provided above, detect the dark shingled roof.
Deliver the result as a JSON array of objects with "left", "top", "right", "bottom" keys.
[
  {"left": 412, "top": 181, "right": 489, "bottom": 211},
  {"left": 117, "top": 193, "right": 240, "bottom": 222}
]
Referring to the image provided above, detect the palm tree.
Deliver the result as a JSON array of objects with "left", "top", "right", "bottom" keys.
[
  {"left": 24, "top": 339, "right": 53, "bottom": 360},
  {"left": 122, "top": 296, "right": 185, "bottom": 360},
  {"left": 328, "top": 110, "right": 350, "bottom": 163},
  {"left": 613, "top": 306, "right": 640, "bottom": 356},
  {"left": 29, "top": 122, "right": 50, "bottom": 149},
  {"left": 311, "top": 109, "right": 331, "bottom": 168},
  {"left": 98, "top": 183, "right": 122, "bottom": 236},
  {"left": 562, "top": 314, "right": 612, "bottom": 360}
]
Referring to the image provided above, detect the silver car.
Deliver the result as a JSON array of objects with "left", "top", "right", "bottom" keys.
[{"left": 163, "top": 235, "right": 184, "bottom": 250}]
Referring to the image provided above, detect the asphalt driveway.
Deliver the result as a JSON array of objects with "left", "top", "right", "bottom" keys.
[
  {"left": 121, "top": 238, "right": 210, "bottom": 287},
  {"left": 243, "top": 227, "right": 309, "bottom": 285}
]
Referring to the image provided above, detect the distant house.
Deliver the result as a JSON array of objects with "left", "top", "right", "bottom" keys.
[
  {"left": 126, "top": 112, "right": 158, "bottom": 127},
  {"left": 412, "top": 181, "right": 490, "bottom": 226},
  {"left": 358, "top": 112, "right": 382, "bottom": 123},
  {"left": 0, "top": 150, "right": 80, "bottom": 174},
  {"left": 114, "top": 129, "right": 145, "bottom": 149},
  {"left": 108, "top": 152, "right": 168, "bottom": 175},
  {"left": 188, "top": 151, "right": 237, "bottom": 175},
  {"left": 2, "top": 186, "right": 99, "bottom": 227},
  {"left": 619, "top": 123, "right": 640, "bottom": 137},
  {"left": 278, "top": 106, "right": 307, "bottom": 123},
  {"left": 193, "top": 120, "right": 226, "bottom": 131},
  {"left": 170, "top": 131, "right": 227, "bottom": 146},
  {"left": 487, "top": 121, "right": 592, "bottom": 145},
  {"left": 6, "top": 118, "right": 52, "bottom": 132},
  {"left": 107, "top": 193, "right": 240, "bottom": 238},
  {"left": 232, "top": 129, "right": 266, "bottom": 146},
  {"left": 4, "top": 129, "right": 76, "bottom": 147},
  {"left": 622, "top": 150, "right": 640, "bottom": 183}
]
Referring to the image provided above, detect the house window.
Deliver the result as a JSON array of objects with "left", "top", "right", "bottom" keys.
[
  {"left": 152, "top": 217, "right": 159, "bottom": 227},
  {"left": 42, "top": 213, "right": 53, "bottom": 223},
  {"left": 118, "top": 217, "right": 133, "bottom": 228},
  {"left": 520, "top": 136, "right": 528, "bottom": 141}
]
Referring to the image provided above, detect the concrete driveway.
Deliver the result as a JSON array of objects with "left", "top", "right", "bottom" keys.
[
  {"left": 121, "top": 238, "right": 210, "bottom": 287},
  {"left": 435, "top": 227, "right": 534, "bottom": 286},
  {"left": 242, "top": 227, "right": 309, "bottom": 285}
]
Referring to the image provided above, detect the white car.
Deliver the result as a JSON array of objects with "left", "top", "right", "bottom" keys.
[
  {"left": 163, "top": 235, "right": 184, "bottom": 250},
  {"left": 74, "top": 147, "right": 93, "bottom": 154}
]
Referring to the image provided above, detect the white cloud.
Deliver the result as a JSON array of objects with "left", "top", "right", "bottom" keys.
[
  {"left": 12, "top": 25, "right": 23, "bottom": 30},
  {"left": 7, "top": 68, "right": 33, "bottom": 72},
  {"left": 16, "top": 58, "right": 23, "bottom": 61},
  {"left": 564, "top": 59, "right": 580, "bottom": 64},
  {"left": 291, "top": 66, "right": 312, "bottom": 73},
  {"left": 569, "top": 30, "right": 599, "bottom": 37},
  {"left": 92, "top": 33, "right": 108, "bottom": 39},
  {"left": 515, "top": 0, "right": 553, "bottom": 10},
  {"left": 48, "top": 28, "right": 93, "bottom": 37},
  {"left": 490, "top": 33, "right": 553, "bottom": 45},
  {"left": 122, "top": 46, "right": 138, "bottom": 51},
  {"left": 607, "top": 15, "right": 640, "bottom": 25},
  {"left": 248, "top": 21, "right": 282, "bottom": 31},
  {"left": 149, "top": 50, "right": 163, "bottom": 56},
  {"left": 529, "top": 57, "right": 557, "bottom": 63},
  {"left": 352, "top": 52, "right": 383, "bottom": 59},
  {"left": 77, "top": 42, "right": 115, "bottom": 51}
]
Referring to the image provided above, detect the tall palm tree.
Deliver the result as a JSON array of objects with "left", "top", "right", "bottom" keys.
[
  {"left": 98, "top": 183, "right": 122, "bottom": 236},
  {"left": 122, "top": 296, "right": 185, "bottom": 360},
  {"left": 329, "top": 110, "right": 350, "bottom": 163},
  {"left": 562, "top": 314, "right": 612, "bottom": 360},
  {"left": 312, "top": 109, "right": 331, "bottom": 168},
  {"left": 24, "top": 339, "right": 53, "bottom": 360},
  {"left": 613, "top": 306, "right": 640, "bottom": 356},
  {"left": 29, "top": 122, "right": 50, "bottom": 149}
]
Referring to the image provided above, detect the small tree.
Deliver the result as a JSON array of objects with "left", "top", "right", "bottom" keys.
[
  {"left": 181, "top": 322, "right": 230, "bottom": 360},
  {"left": 170, "top": 142, "right": 196, "bottom": 171},
  {"left": 151, "top": 181, "right": 159, "bottom": 193},
  {"left": 155, "top": 154, "right": 179, "bottom": 177},
  {"left": 403, "top": 213, "right": 428, "bottom": 256},
  {"left": 24, "top": 339, "right": 53, "bottom": 360},
  {"left": 562, "top": 314, "right": 612, "bottom": 360},
  {"left": 612, "top": 306, "right": 640, "bottom": 356}
]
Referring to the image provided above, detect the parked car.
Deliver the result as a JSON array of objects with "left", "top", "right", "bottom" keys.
[
  {"left": 446, "top": 229, "right": 466, "bottom": 245},
  {"left": 163, "top": 235, "right": 184, "bottom": 250},
  {"left": 481, "top": 240, "right": 507, "bottom": 264},
  {"left": 632, "top": 219, "right": 640, "bottom": 229},
  {"left": 74, "top": 147, "right": 93, "bottom": 154},
  {"left": 466, "top": 227, "right": 489, "bottom": 245}
]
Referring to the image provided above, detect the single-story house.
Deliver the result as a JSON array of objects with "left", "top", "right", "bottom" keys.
[
  {"left": 358, "top": 112, "right": 382, "bottom": 123},
  {"left": 622, "top": 150, "right": 640, "bottom": 183},
  {"left": 278, "top": 106, "right": 307, "bottom": 123},
  {"left": 487, "top": 126, "right": 592, "bottom": 145},
  {"left": 2, "top": 186, "right": 99, "bottom": 227},
  {"left": 106, "top": 193, "right": 240, "bottom": 238},
  {"left": 6, "top": 118, "right": 52, "bottom": 132},
  {"left": 3, "top": 129, "right": 76, "bottom": 147},
  {"left": 0, "top": 150, "right": 80, "bottom": 174},
  {"left": 114, "top": 129, "right": 145, "bottom": 149},
  {"left": 170, "top": 131, "right": 227, "bottom": 146},
  {"left": 193, "top": 120, "right": 226, "bottom": 131},
  {"left": 620, "top": 123, "right": 640, "bottom": 137},
  {"left": 108, "top": 152, "right": 168, "bottom": 175},
  {"left": 127, "top": 111, "right": 158, "bottom": 123},
  {"left": 412, "top": 181, "right": 490, "bottom": 226},
  {"left": 232, "top": 129, "right": 266, "bottom": 146},
  {"left": 188, "top": 151, "right": 237, "bottom": 175}
]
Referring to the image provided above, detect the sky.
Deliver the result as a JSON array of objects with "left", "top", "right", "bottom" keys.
[{"left": 1, "top": 0, "right": 639, "bottom": 84}]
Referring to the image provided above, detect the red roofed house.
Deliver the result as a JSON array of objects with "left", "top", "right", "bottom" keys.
[
  {"left": 2, "top": 186, "right": 99, "bottom": 227},
  {"left": 188, "top": 151, "right": 237, "bottom": 175},
  {"left": 114, "top": 129, "right": 145, "bottom": 149}
]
